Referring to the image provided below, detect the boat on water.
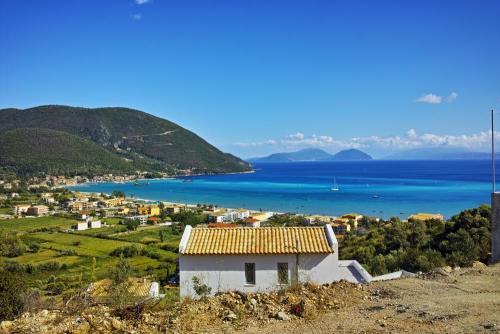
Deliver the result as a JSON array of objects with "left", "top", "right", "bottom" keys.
[
  {"left": 372, "top": 195, "right": 380, "bottom": 199},
  {"left": 331, "top": 177, "right": 339, "bottom": 192},
  {"left": 134, "top": 180, "right": 150, "bottom": 186}
]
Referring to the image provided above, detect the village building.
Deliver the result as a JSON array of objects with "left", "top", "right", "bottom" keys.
[
  {"left": 125, "top": 215, "right": 149, "bottom": 225},
  {"left": 76, "top": 222, "right": 89, "bottom": 231},
  {"left": 165, "top": 204, "right": 185, "bottom": 215},
  {"left": 341, "top": 213, "right": 364, "bottom": 229},
  {"left": 13, "top": 204, "right": 31, "bottom": 216},
  {"left": 27, "top": 205, "right": 49, "bottom": 216},
  {"left": 116, "top": 207, "right": 130, "bottom": 215},
  {"left": 102, "top": 197, "right": 124, "bottom": 208},
  {"left": 333, "top": 223, "right": 351, "bottom": 235},
  {"left": 244, "top": 217, "right": 260, "bottom": 228},
  {"left": 179, "top": 225, "right": 373, "bottom": 298},
  {"left": 137, "top": 204, "right": 160, "bottom": 216}
]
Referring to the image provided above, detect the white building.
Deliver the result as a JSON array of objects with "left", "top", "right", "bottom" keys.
[
  {"left": 179, "top": 225, "right": 373, "bottom": 298},
  {"left": 76, "top": 222, "right": 88, "bottom": 231},
  {"left": 13, "top": 204, "right": 31, "bottom": 216},
  {"left": 89, "top": 220, "right": 102, "bottom": 229}
]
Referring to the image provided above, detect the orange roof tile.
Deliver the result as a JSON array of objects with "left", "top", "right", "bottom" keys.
[{"left": 182, "top": 227, "right": 333, "bottom": 255}]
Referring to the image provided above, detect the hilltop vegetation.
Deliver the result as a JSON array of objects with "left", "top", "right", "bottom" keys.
[
  {"left": 0, "top": 128, "right": 138, "bottom": 177},
  {"left": 0, "top": 105, "right": 251, "bottom": 177},
  {"left": 340, "top": 205, "right": 491, "bottom": 275}
]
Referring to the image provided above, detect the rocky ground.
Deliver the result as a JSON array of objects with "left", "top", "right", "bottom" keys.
[{"left": 2, "top": 262, "right": 499, "bottom": 333}]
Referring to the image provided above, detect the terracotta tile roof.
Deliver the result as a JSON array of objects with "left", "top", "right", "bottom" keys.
[
  {"left": 183, "top": 227, "right": 334, "bottom": 255},
  {"left": 208, "top": 223, "right": 237, "bottom": 228}
]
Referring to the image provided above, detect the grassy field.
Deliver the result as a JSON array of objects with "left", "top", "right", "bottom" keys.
[
  {"left": 1, "top": 216, "right": 180, "bottom": 295},
  {"left": 0, "top": 207, "right": 12, "bottom": 214},
  {"left": 114, "top": 225, "right": 181, "bottom": 243},
  {"left": 0, "top": 216, "right": 77, "bottom": 231}
]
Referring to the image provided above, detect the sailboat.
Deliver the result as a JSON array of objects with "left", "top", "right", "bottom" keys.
[{"left": 331, "top": 177, "right": 339, "bottom": 192}]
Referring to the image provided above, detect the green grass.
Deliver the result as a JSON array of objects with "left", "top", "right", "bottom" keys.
[
  {"left": 76, "top": 224, "right": 126, "bottom": 236},
  {"left": 102, "top": 217, "right": 122, "bottom": 225},
  {"left": 1, "top": 220, "right": 179, "bottom": 294},
  {"left": 0, "top": 216, "right": 77, "bottom": 232},
  {"left": 114, "top": 226, "right": 179, "bottom": 243},
  {"left": 0, "top": 207, "right": 12, "bottom": 214}
]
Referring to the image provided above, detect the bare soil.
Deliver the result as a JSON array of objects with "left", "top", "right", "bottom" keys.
[{"left": 242, "top": 263, "right": 500, "bottom": 334}]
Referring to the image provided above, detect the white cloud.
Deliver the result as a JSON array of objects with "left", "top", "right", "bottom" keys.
[
  {"left": 415, "top": 92, "right": 459, "bottom": 104},
  {"left": 135, "top": 0, "right": 150, "bottom": 4},
  {"left": 416, "top": 93, "right": 442, "bottom": 104},
  {"left": 406, "top": 129, "right": 417, "bottom": 139},
  {"left": 131, "top": 13, "right": 142, "bottom": 20},
  {"left": 446, "top": 92, "right": 458, "bottom": 103},
  {"left": 233, "top": 129, "right": 499, "bottom": 152}
]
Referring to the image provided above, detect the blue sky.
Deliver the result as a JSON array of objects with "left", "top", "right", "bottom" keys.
[{"left": 1, "top": 0, "right": 499, "bottom": 158}]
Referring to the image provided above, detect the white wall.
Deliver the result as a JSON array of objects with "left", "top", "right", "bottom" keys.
[{"left": 180, "top": 253, "right": 343, "bottom": 298}]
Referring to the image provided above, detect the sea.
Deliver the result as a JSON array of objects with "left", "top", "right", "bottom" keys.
[{"left": 68, "top": 160, "right": 497, "bottom": 219}]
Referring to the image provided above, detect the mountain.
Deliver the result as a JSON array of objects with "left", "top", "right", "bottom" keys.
[
  {"left": 248, "top": 148, "right": 372, "bottom": 162},
  {"left": 331, "top": 149, "right": 373, "bottom": 161},
  {"left": 384, "top": 148, "right": 492, "bottom": 160},
  {"left": 0, "top": 105, "right": 251, "bottom": 177}
]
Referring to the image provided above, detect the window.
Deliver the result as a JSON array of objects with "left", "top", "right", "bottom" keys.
[
  {"left": 277, "top": 263, "right": 289, "bottom": 284},
  {"left": 245, "top": 263, "right": 255, "bottom": 285}
]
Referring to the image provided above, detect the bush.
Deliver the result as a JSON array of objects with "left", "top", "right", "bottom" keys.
[
  {"left": 0, "top": 270, "right": 27, "bottom": 320},
  {"left": 110, "top": 245, "right": 140, "bottom": 258},
  {"left": 192, "top": 276, "right": 211, "bottom": 298},
  {"left": 125, "top": 219, "right": 140, "bottom": 231},
  {"left": 340, "top": 205, "right": 491, "bottom": 274}
]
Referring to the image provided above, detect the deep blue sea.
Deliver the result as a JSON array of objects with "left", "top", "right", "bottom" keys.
[{"left": 68, "top": 160, "right": 497, "bottom": 219}]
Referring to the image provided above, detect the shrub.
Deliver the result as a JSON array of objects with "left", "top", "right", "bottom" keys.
[
  {"left": 110, "top": 245, "right": 140, "bottom": 258},
  {"left": 0, "top": 270, "right": 27, "bottom": 320},
  {"left": 192, "top": 276, "right": 211, "bottom": 299}
]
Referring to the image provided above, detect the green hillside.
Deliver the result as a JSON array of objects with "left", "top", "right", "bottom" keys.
[
  {"left": 0, "top": 105, "right": 251, "bottom": 176},
  {"left": 0, "top": 128, "right": 138, "bottom": 176}
]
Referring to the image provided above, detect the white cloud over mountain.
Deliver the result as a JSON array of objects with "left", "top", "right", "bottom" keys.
[{"left": 234, "top": 129, "right": 498, "bottom": 152}]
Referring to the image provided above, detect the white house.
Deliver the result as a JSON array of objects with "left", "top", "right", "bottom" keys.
[
  {"left": 89, "top": 220, "right": 102, "bottom": 229},
  {"left": 76, "top": 222, "right": 88, "bottom": 231},
  {"left": 179, "top": 225, "right": 373, "bottom": 298}
]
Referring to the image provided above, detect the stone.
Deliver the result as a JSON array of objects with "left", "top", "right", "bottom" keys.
[
  {"left": 442, "top": 266, "right": 453, "bottom": 273},
  {"left": 483, "top": 323, "right": 497, "bottom": 330},
  {"left": 276, "top": 311, "right": 290, "bottom": 321},
  {"left": 1, "top": 321, "right": 13, "bottom": 331},
  {"left": 112, "top": 318, "right": 122, "bottom": 330},
  {"left": 472, "top": 261, "right": 486, "bottom": 268},
  {"left": 250, "top": 298, "right": 258, "bottom": 306},
  {"left": 223, "top": 311, "right": 238, "bottom": 321}
]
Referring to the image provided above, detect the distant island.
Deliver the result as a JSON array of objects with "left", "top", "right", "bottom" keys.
[
  {"left": 0, "top": 105, "right": 252, "bottom": 178},
  {"left": 248, "top": 148, "right": 373, "bottom": 163}
]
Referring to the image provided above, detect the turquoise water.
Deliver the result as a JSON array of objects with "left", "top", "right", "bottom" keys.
[{"left": 68, "top": 160, "right": 495, "bottom": 219}]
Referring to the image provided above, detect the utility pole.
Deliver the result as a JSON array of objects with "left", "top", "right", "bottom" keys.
[
  {"left": 491, "top": 109, "right": 500, "bottom": 264},
  {"left": 493, "top": 109, "right": 496, "bottom": 193}
]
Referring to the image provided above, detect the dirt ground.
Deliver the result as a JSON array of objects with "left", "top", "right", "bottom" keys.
[
  {"left": 242, "top": 263, "right": 500, "bottom": 334},
  {"left": 3, "top": 263, "right": 499, "bottom": 333}
]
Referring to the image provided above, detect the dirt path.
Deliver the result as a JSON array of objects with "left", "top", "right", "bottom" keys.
[{"left": 242, "top": 264, "right": 500, "bottom": 334}]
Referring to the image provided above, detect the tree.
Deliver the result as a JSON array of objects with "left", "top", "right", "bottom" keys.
[
  {"left": 125, "top": 219, "right": 140, "bottom": 231},
  {"left": 112, "top": 190, "right": 125, "bottom": 198},
  {"left": 109, "top": 255, "right": 131, "bottom": 285}
]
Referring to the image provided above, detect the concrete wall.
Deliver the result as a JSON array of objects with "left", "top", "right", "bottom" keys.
[{"left": 180, "top": 253, "right": 341, "bottom": 298}]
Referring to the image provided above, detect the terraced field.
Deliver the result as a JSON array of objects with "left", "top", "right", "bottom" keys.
[{"left": 0, "top": 216, "right": 180, "bottom": 292}]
